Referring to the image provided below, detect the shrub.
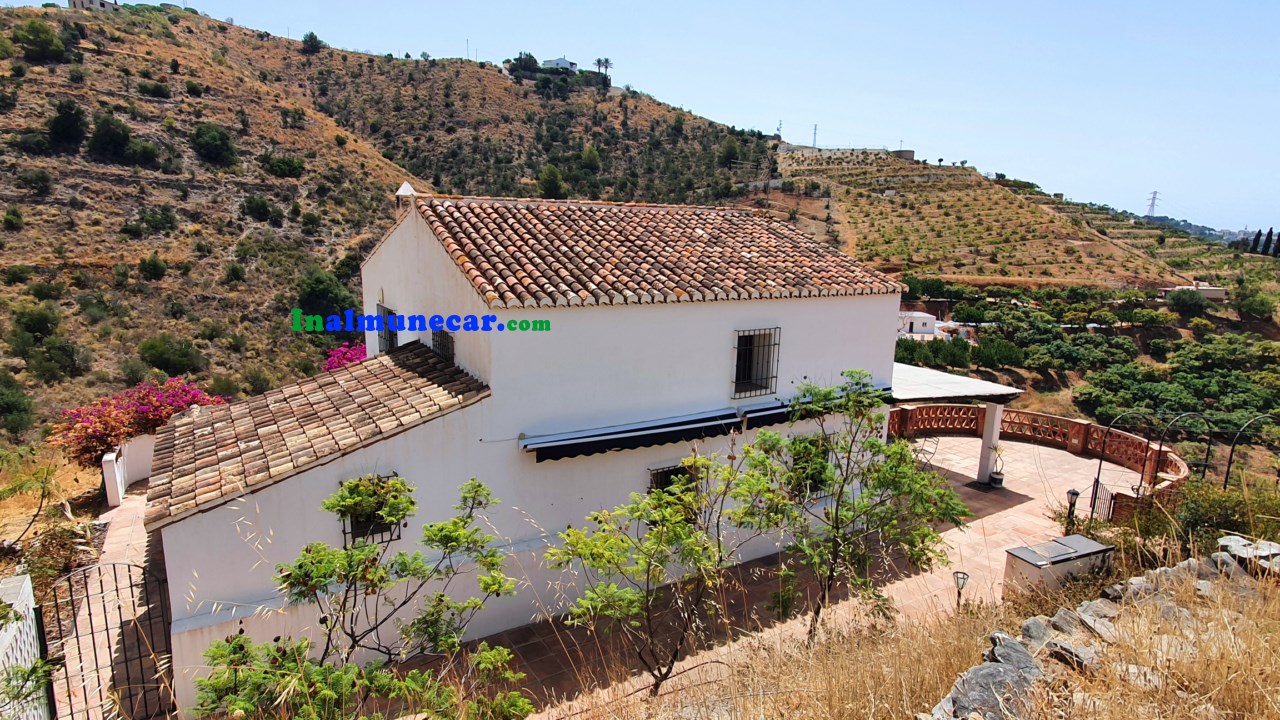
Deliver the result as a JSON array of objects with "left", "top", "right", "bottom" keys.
[
  {"left": 0, "top": 83, "right": 17, "bottom": 112},
  {"left": 138, "top": 333, "right": 207, "bottom": 376},
  {"left": 300, "top": 211, "right": 321, "bottom": 236},
  {"left": 1235, "top": 292, "right": 1275, "bottom": 321},
  {"left": 16, "top": 169, "right": 53, "bottom": 196},
  {"left": 25, "top": 281, "right": 65, "bottom": 301},
  {"left": 240, "top": 194, "right": 283, "bottom": 226},
  {"left": 334, "top": 133, "right": 347, "bottom": 147},
  {"left": 67, "top": 65, "right": 85, "bottom": 83},
  {"left": 2, "top": 265, "right": 33, "bottom": 285},
  {"left": 0, "top": 370, "right": 33, "bottom": 438},
  {"left": 0, "top": 34, "right": 13, "bottom": 60},
  {"left": 222, "top": 262, "right": 245, "bottom": 284},
  {"left": 46, "top": 99, "right": 88, "bottom": 151},
  {"left": 259, "top": 153, "right": 304, "bottom": 178},
  {"left": 9, "top": 131, "right": 51, "bottom": 156},
  {"left": 184, "top": 79, "right": 202, "bottom": 97},
  {"left": 138, "top": 252, "right": 167, "bottom": 281},
  {"left": 11, "top": 20, "right": 65, "bottom": 63},
  {"left": 190, "top": 123, "right": 236, "bottom": 165},
  {"left": 136, "top": 81, "right": 171, "bottom": 99},
  {"left": 49, "top": 377, "right": 226, "bottom": 467},
  {"left": 1188, "top": 316, "right": 1216, "bottom": 337},
  {"left": 87, "top": 113, "right": 132, "bottom": 161},
  {"left": 242, "top": 366, "right": 272, "bottom": 395},
  {"left": 537, "top": 164, "right": 566, "bottom": 199},
  {"left": 300, "top": 31, "right": 326, "bottom": 55},
  {"left": 207, "top": 375, "right": 237, "bottom": 399},
  {"left": 3, "top": 207, "right": 23, "bottom": 232},
  {"left": 1165, "top": 288, "right": 1210, "bottom": 316},
  {"left": 26, "top": 335, "right": 91, "bottom": 383},
  {"left": 296, "top": 267, "right": 356, "bottom": 316}
]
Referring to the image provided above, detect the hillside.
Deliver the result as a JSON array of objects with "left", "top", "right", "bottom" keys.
[
  {"left": 765, "top": 145, "right": 1183, "bottom": 289},
  {"left": 0, "top": 4, "right": 767, "bottom": 437}
]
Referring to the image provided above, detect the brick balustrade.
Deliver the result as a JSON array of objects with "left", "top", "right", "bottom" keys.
[{"left": 888, "top": 404, "right": 1190, "bottom": 521}]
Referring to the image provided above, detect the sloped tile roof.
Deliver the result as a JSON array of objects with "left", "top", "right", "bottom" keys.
[
  {"left": 416, "top": 196, "right": 903, "bottom": 309},
  {"left": 145, "top": 342, "right": 488, "bottom": 530}
]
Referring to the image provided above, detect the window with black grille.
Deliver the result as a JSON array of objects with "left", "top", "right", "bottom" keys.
[
  {"left": 432, "top": 329, "right": 455, "bottom": 362},
  {"left": 649, "top": 465, "right": 689, "bottom": 492},
  {"left": 339, "top": 474, "right": 404, "bottom": 547},
  {"left": 376, "top": 303, "right": 398, "bottom": 354},
  {"left": 733, "top": 328, "right": 781, "bottom": 398}
]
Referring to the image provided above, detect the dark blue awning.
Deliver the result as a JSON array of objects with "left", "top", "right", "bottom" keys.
[{"left": 520, "top": 408, "right": 743, "bottom": 462}]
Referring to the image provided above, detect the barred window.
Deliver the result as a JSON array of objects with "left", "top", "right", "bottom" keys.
[
  {"left": 733, "top": 328, "right": 781, "bottom": 398},
  {"left": 432, "top": 329, "right": 455, "bottom": 362},
  {"left": 339, "top": 474, "right": 404, "bottom": 547},
  {"left": 649, "top": 465, "right": 689, "bottom": 492},
  {"left": 376, "top": 303, "right": 398, "bottom": 354}
]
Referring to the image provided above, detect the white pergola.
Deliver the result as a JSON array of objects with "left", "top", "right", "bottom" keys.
[{"left": 889, "top": 363, "right": 1024, "bottom": 483}]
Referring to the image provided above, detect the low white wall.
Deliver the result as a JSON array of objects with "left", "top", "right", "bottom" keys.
[{"left": 0, "top": 575, "right": 51, "bottom": 720}]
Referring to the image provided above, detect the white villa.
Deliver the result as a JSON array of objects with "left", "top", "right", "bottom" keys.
[
  {"left": 898, "top": 310, "right": 937, "bottom": 337},
  {"left": 144, "top": 193, "right": 1021, "bottom": 706},
  {"left": 539, "top": 57, "right": 578, "bottom": 72}
]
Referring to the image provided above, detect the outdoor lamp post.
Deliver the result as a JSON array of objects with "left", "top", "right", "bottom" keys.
[
  {"left": 953, "top": 570, "right": 969, "bottom": 609},
  {"left": 1066, "top": 488, "right": 1081, "bottom": 535}
]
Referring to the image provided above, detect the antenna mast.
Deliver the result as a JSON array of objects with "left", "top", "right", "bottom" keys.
[
  {"left": 1146, "top": 190, "right": 1160, "bottom": 216},
  {"left": 812, "top": 124, "right": 818, "bottom": 148}
]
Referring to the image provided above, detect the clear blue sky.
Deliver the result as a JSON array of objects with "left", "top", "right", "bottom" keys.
[{"left": 8, "top": 1, "right": 1276, "bottom": 229}]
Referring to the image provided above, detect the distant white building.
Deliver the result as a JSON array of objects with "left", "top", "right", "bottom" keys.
[
  {"left": 899, "top": 310, "right": 937, "bottom": 336},
  {"left": 68, "top": 0, "right": 122, "bottom": 11},
  {"left": 540, "top": 57, "right": 578, "bottom": 72},
  {"left": 1159, "top": 282, "right": 1228, "bottom": 303}
]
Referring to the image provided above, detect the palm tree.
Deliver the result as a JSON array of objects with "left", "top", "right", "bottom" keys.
[
  {"left": 594, "top": 57, "right": 604, "bottom": 75},
  {"left": 602, "top": 57, "right": 613, "bottom": 81}
]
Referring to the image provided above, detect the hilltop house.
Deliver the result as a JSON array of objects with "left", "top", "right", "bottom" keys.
[
  {"left": 539, "top": 56, "right": 578, "bottom": 72},
  {"left": 898, "top": 310, "right": 936, "bottom": 337},
  {"left": 146, "top": 193, "right": 919, "bottom": 705},
  {"left": 68, "top": 0, "right": 122, "bottom": 12}
]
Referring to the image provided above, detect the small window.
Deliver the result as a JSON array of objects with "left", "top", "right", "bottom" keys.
[
  {"left": 649, "top": 465, "right": 689, "bottom": 493},
  {"left": 432, "top": 329, "right": 454, "bottom": 362},
  {"left": 733, "top": 328, "right": 781, "bottom": 398},
  {"left": 376, "top": 303, "right": 398, "bottom": 354},
  {"left": 339, "top": 474, "right": 404, "bottom": 547}
]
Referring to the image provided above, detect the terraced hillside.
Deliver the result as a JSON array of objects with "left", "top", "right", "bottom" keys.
[
  {"left": 0, "top": 4, "right": 768, "bottom": 435},
  {"left": 1040, "top": 198, "right": 1280, "bottom": 291},
  {"left": 768, "top": 145, "right": 1181, "bottom": 288}
]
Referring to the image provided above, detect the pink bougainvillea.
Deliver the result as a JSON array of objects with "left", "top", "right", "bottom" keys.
[
  {"left": 322, "top": 343, "right": 367, "bottom": 372},
  {"left": 50, "top": 378, "right": 227, "bottom": 468}
]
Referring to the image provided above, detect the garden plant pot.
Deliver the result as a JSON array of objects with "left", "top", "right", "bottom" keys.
[{"left": 988, "top": 471, "right": 1004, "bottom": 488}]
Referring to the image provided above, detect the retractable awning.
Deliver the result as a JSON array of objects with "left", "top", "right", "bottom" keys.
[{"left": 520, "top": 408, "right": 742, "bottom": 462}]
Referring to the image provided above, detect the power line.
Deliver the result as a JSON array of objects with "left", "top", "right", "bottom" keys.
[{"left": 1146, "top": 190, "right": 1160, "bottom": 217}]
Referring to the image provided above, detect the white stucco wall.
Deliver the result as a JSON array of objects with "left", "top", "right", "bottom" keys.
[{"left": 162, "top": 206, "right": 902, "bottom": 709}]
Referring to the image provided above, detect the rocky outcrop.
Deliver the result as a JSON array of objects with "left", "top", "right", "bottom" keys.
[{"left": 921, "top": 548, "right": 1267, "bottom": 719}]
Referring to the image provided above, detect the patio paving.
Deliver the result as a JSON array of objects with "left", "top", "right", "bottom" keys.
[{"left": 517, "top": 436, "right": 1139, "bottom": 715}]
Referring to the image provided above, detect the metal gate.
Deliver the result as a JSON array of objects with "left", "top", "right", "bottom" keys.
[
  {"left": 1089, "top": 481, "right": 1114, "bottom": 522},
  {"left": 40, "top": 563, "right": 173, "bottom": 719}
]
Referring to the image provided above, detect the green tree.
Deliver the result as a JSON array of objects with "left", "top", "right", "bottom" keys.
[
  {"left": 300, "top": 31, "right": 326, "bottom": 55},
  {"left": 536, "top": 164, "right": 567, "bottom": 199},
  {"left": 296, "top": 267, "right": 356, "bottom": 316},
  {"left": 1165, "top": 288, "right": 1210, "bottom": 316},
  {"left": 547, "top": 446, "right": 775, "bottom": 695},
  {"left": 46, "top": 99, "right": 87, "bottom": 152},
  {"left": 0, "top": 371, "right": 33, "bottom": 439},
  {"left": 190, "top": 123, "right": 237, "bottom": 165},
  {"left": 16, "top": 169, "right": 53, "bottom": 196},
  {"left": 11, "top": 20, "right": 64, "bottom": 62},
  {"left": 717, "top": 136, "right": 741, "bottom": 167},
  {"left": 745, "top": 370, "right": 970, "bottom": 640}
]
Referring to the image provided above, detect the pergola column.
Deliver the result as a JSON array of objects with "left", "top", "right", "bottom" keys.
[{"left": 976, "top": 402, "right": 1004, "bottom": 482}]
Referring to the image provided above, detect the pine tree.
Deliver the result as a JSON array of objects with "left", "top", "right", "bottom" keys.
[
  {"left": 1251, "top": 229, "right": 1263, "bottom": 254},
  {"left": 1263, "top": 230, "right": 1274, "bottom": 257},
  {"left": 1271, "top": 228, "right": 1279, "bottom": 257}
]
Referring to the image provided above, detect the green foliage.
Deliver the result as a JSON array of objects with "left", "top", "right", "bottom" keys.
[
  {"left": 296, "top": 267, "right": 356, "bottom": 317},
  {"left": 972, "top": 335, "right": 1025, "bottom": 369},
  {"left": 1133, "top": 479, "right": 1280, "bottom": 554},
  {"left": 0, "top": 370, "right": 33, "bottom": 438},
  {"left": 259, "top": 152, "right": 305, "bottom": 178},
  {"left": 190, "top": 123, "right": 236, "bottom": 165},
  {"left": 184, "top": 79, "right": 203, "bottom": 96},
  {"left": 0, "top": 34, "right": 14, "bottom": 60},
  {"left": 222, "top": 262, "right": 245, "bottom": 284},
  {"left": 320, "top": 473, "right": 416, "bottom": 527},
  {"left": 1188, "top": 316, "right": 1215, "bottom": 337},
  {"left": 26, "top": 335, "right": 92, "bottom": 383},
  {"left": 16, "top": 169, "right": 53, "bottom": 196},
  {"left": 25, "top": 281, "right": 65, "bottom": 301},
  {"left": 240, "top": 194, "right": 283, "bottom": 225},
  {"left": 2, "top": 265, "right": 33, "bottom": 285},
  {"left": 300, "top": 31, "right": 326, "bottom": 55},
  {"left": 139, "top": 333, "right": 207, "bottom": 375},
  {"left": 536, "top": 164, "right": 566, "bottom": 199},
  {"left": 11, "top": 20, "right": 64, "bottom": 63},
  {"left": 46, "top": 99, "right": 87, "bottom": 152},
  {"left": 745, "top": 370, "right": 971, "bottom": 637},
  {"left": 137, "top": 252, "right": 167, "bottom": 281},
  {"left": 135, "top": 80, "right": 171, "bottom": 98},
  {"left": 121, "top": 205, "right": 178, "bottom": 237},
  {"left": 895, "top": 336, "right": 971, "bottom": 369},
  {"left": 3, "top": 206, "right": 23, "bottom": 232},
  {"left": 1165, "top": 288, "right": 1210, "bottom": 316},
  {"left": 334, "top": 133, "right": 347, "bottom": 147},
  {"left": 87, "top": 113, "right": 156, "bottom": 166}
]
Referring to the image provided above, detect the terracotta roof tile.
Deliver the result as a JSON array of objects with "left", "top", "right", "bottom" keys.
[
  {"left": 416, "top": 197, "right": 903, "bottom": 309},
  {"left": 145, "top": 342, "right": 489, "bottom": 530}
]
